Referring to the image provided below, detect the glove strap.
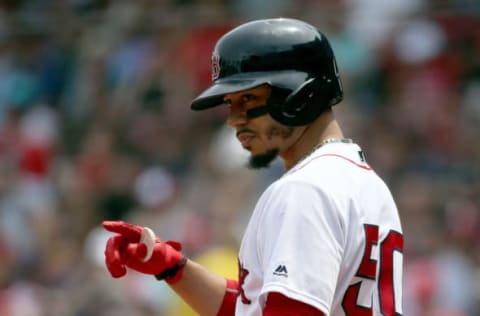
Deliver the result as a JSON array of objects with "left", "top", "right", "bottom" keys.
[{"left": 155, "top": 257, "right": 187, "bottom": 284}]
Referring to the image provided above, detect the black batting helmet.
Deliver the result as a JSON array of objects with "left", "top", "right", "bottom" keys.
[{"left": 190, "top": 18, "right": 343, "bottom": 126}]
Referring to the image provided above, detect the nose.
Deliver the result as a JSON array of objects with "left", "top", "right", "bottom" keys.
[{"left": 226, "top": 106, "right": 248, "bottom": 128}]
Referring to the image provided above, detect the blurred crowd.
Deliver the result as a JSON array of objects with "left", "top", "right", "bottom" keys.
[{"left": 0, "top": 0, "right": 479, "bottom": 315}]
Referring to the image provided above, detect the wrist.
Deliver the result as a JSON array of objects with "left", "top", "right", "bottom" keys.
[{"left": 156, "top": 257, "right": 188, "bottom": 284}]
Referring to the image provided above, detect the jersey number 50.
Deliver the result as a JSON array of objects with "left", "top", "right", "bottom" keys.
[{"left": 342, "top": 224, "right": 404, "bottom": 316}]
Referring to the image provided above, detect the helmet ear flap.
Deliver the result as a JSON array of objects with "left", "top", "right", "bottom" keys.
[{"left": 268, "top": 78, "right": 326, "bottom": 126}]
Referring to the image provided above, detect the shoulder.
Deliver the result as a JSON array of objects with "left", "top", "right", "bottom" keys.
[
  {"left": 265, "top": 176, "right": 325, "bottom": 203},
  {"left": 261, "top": 176, "right": 344, "bottom": 227}
]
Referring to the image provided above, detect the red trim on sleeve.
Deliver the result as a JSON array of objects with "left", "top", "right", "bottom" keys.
[
  {"left": 263, "top": 292, "right": 325, "bottom": 316},
  {"left": 217, "top": 279, "right": 239, "bottom": 316}
]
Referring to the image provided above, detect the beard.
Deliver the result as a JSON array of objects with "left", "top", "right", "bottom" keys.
[
  {"left": 248, "top": 148, "right": 279, "bottom": 169},
  {"left": 246, "top": 125, "right": 294, "bottom": 169}
]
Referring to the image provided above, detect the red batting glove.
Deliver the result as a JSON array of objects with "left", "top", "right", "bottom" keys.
[{"left": 102, "top": 221, "right": 186, "bottom": 284}]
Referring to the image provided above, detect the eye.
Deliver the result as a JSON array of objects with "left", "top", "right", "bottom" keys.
[{"left": 241, "top": 94, "right": 256, "bottom": 103}]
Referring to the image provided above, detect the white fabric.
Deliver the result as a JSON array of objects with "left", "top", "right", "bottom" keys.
[{"left": 236, "top": 142, "right": 403, "bottom": 315}]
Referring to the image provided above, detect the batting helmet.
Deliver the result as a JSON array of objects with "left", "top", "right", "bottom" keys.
[{"left": 190, "top": 18, "right": 343, "bottom": 126}]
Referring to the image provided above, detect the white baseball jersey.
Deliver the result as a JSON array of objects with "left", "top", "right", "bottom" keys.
[{"left": 236, "top": 141, "right": 403, "bottom": 316}]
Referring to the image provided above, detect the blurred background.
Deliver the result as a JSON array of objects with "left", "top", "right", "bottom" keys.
[{"left": 0, "top": 0, "right": 479, "bottom": 315}]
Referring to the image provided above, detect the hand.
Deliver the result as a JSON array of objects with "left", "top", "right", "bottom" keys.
[{"left": 102, "top": 221, "right": 186, "bottom": 284}]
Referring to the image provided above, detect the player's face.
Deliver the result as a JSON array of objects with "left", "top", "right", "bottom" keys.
[{"left": 224, "top": 85, "right": 304, "bottom": 168}]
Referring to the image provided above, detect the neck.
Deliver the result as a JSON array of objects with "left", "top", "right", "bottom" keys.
[{"left": 281, "top": 109, "right": 345, "bottom": 170}]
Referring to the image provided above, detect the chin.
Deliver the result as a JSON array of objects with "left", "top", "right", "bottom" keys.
[{"left": 247, "top": 148, "right": 279, "bottom": 169}]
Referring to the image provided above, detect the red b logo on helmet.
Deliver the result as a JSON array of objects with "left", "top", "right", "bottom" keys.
[{"left": 211, "top": 52, "right": 220, "bottom": 81}]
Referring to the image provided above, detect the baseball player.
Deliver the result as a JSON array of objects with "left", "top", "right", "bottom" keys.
[{"left": 103, "top": 18, "right": 404, "bottom": 315}]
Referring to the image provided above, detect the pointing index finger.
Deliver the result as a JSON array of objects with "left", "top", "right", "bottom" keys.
[{"left": 102, "top": 221, "right": 143, "bottom": 242}]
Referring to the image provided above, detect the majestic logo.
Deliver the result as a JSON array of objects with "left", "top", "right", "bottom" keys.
[
  {"left": 273, "top": 264, "right": 288, "bottom": 277},
  {"left": 211, "top": 52, "right": 220, "bottom": 81}
]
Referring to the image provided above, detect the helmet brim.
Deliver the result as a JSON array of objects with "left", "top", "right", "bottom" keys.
[{"left": 190, "top": 70, "right": 309, "bottom": 110}]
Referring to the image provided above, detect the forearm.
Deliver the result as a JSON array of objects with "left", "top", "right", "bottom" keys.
[{"left": 169, "top": 259, "right": 228, "bottom": 316}]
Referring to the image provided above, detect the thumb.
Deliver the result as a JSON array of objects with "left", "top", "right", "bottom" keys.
[
  {"left": 127, "top": 243, "right": 148, "bottom": 260},
  {"left": 124, "top": 243, "right": 150, "bottom": 269}
]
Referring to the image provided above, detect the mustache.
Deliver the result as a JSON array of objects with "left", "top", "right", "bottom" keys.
[{"left": 236, "top": 128, "right": 256, "bottom": 137}]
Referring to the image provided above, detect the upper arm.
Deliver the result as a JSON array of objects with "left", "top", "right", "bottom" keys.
[{"left": 258, "top": 180, "right": 344, "bottom": 312}]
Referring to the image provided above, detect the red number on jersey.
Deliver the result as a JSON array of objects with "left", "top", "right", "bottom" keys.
[
  {"left": 379, "top": 231, "right": 404, "bottom": 315},
  {"left": 342, "top": 225, "right": 404, "bottom": 316}
]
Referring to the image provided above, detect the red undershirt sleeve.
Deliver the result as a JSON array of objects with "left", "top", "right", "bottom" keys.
[
  {"left": 263, "top": 292, "right": 325, "bottom": 316},
  {"left": 216, "top": 279, "right": 239, "bottom": 316}
]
